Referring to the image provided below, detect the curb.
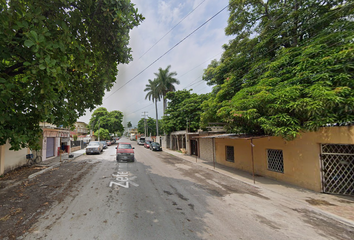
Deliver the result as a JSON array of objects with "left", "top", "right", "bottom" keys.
[
  {"left": 163, "top": 149, "right": 354, "bottom": 228},
  {"left": 28, "top": 153, "right": 84, "bottom": 179}
]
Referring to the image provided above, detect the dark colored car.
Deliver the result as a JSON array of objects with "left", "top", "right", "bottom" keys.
[
  {"left": 116, "top": 143, "right": 135, "bottom": 162},
  {"left": 144, "top": 140, "right": 152, "bottom": 149},
  {"left": 100, "top": 141, "right": 108, "bottom": 149},
  {"left": 150, "top": 142, "right": 162, "bottom": 151}
]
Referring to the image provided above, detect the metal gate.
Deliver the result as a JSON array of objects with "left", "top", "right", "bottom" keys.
[
  {"left": 46, "top": 137, "right": 55, "bottom": 158},
  {"left": 321, "top": 144, "right": 354, "bottom": 195}
]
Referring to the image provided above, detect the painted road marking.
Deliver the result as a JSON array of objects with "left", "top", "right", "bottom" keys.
[{"left": 109, "top": 162, "right": 138, "bottom": 189}]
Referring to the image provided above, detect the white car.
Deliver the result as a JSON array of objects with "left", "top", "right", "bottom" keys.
[
  {"left": 137, "top": 137, "right": 145, "bottom": 145},
  {"left": 86, "top": 141, "right": 103, "bottom": 155}
]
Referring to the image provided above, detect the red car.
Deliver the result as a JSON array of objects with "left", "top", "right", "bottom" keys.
[
  {"left": 115, "top": 143, "right": 135, "bottom": 162},
  {"left": 144, "top": 140, "right": 152, "bottom": 149}
]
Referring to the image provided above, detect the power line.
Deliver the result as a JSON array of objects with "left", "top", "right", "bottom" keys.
[
  {"left": 123, "top": 2, "right": 352, "bottom": 117},
  {"left": 104, "top": 4, "right": 229, "bottom": 100},
  {"left": 120, "top": 51, "right": 223, "bottom": 112},
  {"left": 139, "top": 0, "right": 207, "bottom": 60}
]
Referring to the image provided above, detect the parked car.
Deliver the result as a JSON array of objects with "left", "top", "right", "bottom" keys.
[
  {"left": 100, "top": 141, "right": 108, "bottom": 149},
  {"left": 137, "top": 137, "right": 145, "bottom": 145},
  {"left": 106, "top": 140, "right": 112, "bottom": 146},
  {"left": 144, "top": 140, "right": 152, "bottom": 149},
  {"left": 116, "top": 143, "right": 135, "bottom": 162},
  {"left": 86, "top": 141, "right": 103, "bottom": 155},
  {"left": 150, "top": 142, "right": 162, "bottom": 151}
]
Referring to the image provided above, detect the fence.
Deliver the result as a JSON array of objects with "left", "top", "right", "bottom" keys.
[{"left": 71, "top": 140, "right": 88, "bottom": 150}]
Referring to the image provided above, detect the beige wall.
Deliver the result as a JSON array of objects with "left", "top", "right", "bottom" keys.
[
  {"left": 0, "top": 141, "right": 29, "bottom": 175},
  {"left": 215, "top": 126, "right": 354, "bottom": 192}
]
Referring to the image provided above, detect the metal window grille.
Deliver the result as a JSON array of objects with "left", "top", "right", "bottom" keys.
[
  {"left": 267, "top": 149, "right": 284, "bottom": 173},
  {"left": 321, "top": 144, "right": 354, "bottom": 195},
  {"left": 226, "top": 146, "right": 234, "bottom": 162}
]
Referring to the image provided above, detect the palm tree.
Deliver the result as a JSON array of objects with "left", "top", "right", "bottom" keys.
[
  {"left": 154, "top": 65, "right": 180, "bottom": 115},
  {"left": 144, "top": 78, "right": 161, "bottom": 136}
]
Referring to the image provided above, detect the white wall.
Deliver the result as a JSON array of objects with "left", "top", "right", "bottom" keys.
[{"left": 1, "top": 141, "right": 29, "bottom": 175}]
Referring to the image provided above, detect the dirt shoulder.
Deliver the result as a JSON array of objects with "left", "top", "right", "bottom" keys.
[{"left": 0, "top": 159, "right": 97, "bottom": 240}]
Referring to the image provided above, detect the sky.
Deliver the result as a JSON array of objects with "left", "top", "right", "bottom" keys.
[{"left": 78, "top": 0, "right": 232, "bottom": 130}]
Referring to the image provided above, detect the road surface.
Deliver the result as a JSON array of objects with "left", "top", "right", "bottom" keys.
[{"left": 25, "top": 137, "right": 353, "bottom": 240}]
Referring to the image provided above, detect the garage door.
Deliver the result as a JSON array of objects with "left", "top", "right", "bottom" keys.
[
  {"left": 321, "top": 144, "right": 354, "bottom": 195},
  {"left": 46, "top": 137, "right": 55, "bottom": 158}
]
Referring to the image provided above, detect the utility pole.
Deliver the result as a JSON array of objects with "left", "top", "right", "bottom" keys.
[
  {"left": 98, "top": 119, "right": 100, "bottom": 141},
  {"left": 142, "top": 111, "right": 148, "bottom": 137}
]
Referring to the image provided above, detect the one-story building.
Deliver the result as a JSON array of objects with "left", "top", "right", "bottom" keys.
[{"left": 198, "top": 126, "right": 354, "bottom": 195}]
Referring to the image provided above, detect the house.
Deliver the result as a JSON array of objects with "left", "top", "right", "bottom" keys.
[
  {"left": 199, "top": 126, "right": 354, "bottom": 195},
  {"left": 73, "top": 121, "right": 88, "bottom": 135},
  {"left": 39, "top": 122, "right": 71, "bottom": 161},
  {"left": 0, "top": 123, "right": 71, "bottom": 175}
]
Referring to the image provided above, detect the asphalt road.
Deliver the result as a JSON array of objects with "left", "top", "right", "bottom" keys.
[{"left": 25, "top": 137, "right": 353, "bottom": 240}]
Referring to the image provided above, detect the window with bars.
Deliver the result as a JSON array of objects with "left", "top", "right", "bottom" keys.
[
  {"left": 267, "top": 149, "right": 284, "bottom": 173},
  {"left": 226, "top": 146, "right": 234, "bottom": 162}
]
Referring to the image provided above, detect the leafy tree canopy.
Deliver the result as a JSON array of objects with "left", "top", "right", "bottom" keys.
[
  {"left": 201, "top": 0, "right": 354, "bottom": 139},
  {"left": 138, "top": 117, "right": 162, "bottom": 136},
  {"left": 127, "top": 121, "right": 132, "bottom": 128},
  {"left": 0, "top": 0, "right": 143, "bottom": 150},
  {"left": 94, "top": 128, "right": 110, "bottom": 140},
  {"left": 89, "top": 107, "right": 124, "bottom": 134},
  {"left": 163, "top": 90, "right": 209, "bottom": 134}
]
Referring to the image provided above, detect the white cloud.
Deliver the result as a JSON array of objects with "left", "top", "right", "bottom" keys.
[{"left": 78, "top": 0, "right": 232, "bottom": 129}]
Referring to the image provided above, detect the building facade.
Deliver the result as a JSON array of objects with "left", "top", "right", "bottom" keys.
[{"left": 209, "top": 126, "right": 354, "bottom": 195}]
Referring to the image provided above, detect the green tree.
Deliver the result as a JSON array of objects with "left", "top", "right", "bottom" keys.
[
  {"left": 100, "top": 110, "right": 124, "bottom": 134},
  {"left": 154, "top": 65, "right": 180, "bottom": 115},
  {"left": 144, "top": 78, "right": 161, "bottom": 136},
  {"left": 94, "top": 128, "right": 110, "bottom": 140},
  {"left": 89, "top": 107, "right": 109, "bottom": 132},
  {"left": 201, "top": 0, "right": 354, "bottom": 139},
  {"left": 0, "top": 0, "right": 143, "bottom": 150},
  {"left": 162, "top": 90, "right": 208, "bottom": 134},
  {"left": 127, "top": 121, "right": 132, "bottom": 128},
  {"left": 89, "top": 107, "right": 124, "bottom": 135},
  {"left": 137, "top": 117, "right": 161, "bottom": 136}
]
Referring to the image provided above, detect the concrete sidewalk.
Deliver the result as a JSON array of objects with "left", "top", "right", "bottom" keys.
[
  {"left": 162, "top": 148, "right": 354, "bottom": 227},
  {"left": 28, "top": 149, "right": 86, "bottom": 179}
]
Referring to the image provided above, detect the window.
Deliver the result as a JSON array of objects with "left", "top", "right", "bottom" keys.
[
  {"left": 226, "top": 146, "right": 234, "bottom": 162},
  {"left": 267, "top": 149, "right": 284, "bottom": 173},
  {"left": 119, "top": 144, "right": 132, "bottom": 149}
]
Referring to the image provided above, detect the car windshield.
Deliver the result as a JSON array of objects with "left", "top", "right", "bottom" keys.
[
  {"left": 146, "top": 141, "right": 151, "bottom": 144},
  {"left": 119, "top": 144, "right": 132, "bottom": 149},
  {"left": 152, "top": 142, "right": 160, "bottom": 146},
  {"left": 88, "top": 142, "right": 99, "bottom": 146}
]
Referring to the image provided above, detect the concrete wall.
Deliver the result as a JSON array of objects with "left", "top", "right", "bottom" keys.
[
  {"left": 0, "top": 141, "right": 29, "bottom": 175},
  {"left": 214, "top": 126, "right": 354, "bottom": 192}
]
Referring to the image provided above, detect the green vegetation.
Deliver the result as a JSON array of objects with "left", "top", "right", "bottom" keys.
[
  {"left": 0, "top": 0, "right": 143, "bottom": 150},
  {"left": 144, "top": 65, "right": 180, "bottom": 136},
  {"left": 94, "top": 128, "right": 110, "bottom": 140},
  {"left": 200, "top": 0, "right": 354, "bottom": 139},
  {"left": 89, "top": 107, "right": 124, "bottom": 136},
  {"left": 138, "top": 117, "right": 162, "bottom": 136},
  {"left": 162, "top": 90, "right": 208, "bottom": 134}
]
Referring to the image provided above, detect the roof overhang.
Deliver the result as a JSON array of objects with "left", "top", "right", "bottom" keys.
[{"left": 193, "top": 134, "right": 269, "bottom": 140}]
